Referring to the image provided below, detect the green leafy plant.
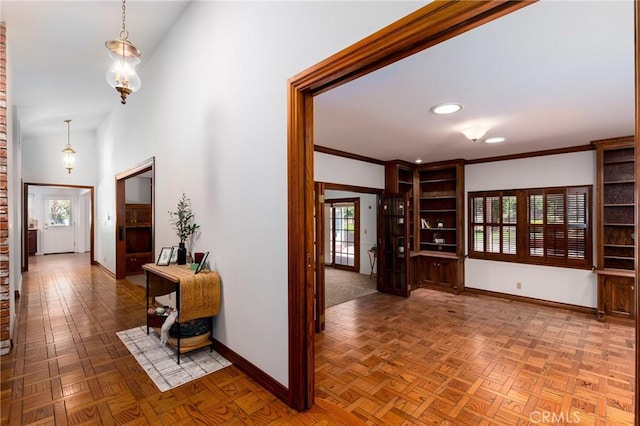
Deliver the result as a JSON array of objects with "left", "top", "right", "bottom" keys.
[{"left": 168, "top": 193, "right": 200, "bottom": 243}]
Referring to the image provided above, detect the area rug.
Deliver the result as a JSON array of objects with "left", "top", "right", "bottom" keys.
[
  {"left": 116, "top": 326, "right": 231, "bottom": 392},
  {"left": 324, "top": 267, "right": 377, "bottom": 308}
]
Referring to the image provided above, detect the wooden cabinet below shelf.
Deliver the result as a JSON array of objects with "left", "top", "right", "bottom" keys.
[
  {"left": 595, "top": 270, "right": 635, "bottom": 324},
  {"left": 126, "top": 203, "right": 152, "bottom": 225},
  {"left": 124, "top": 203, "right": 153, "bottom": 274},
  {"left": 126, "top": 253, "right": 153, "bottom": 274},
  {"left": 28, "top": 229, "right": 37, "bottom": 255},
  {"left": 410, "top": 251, "right": 464, "bottom": 294}
]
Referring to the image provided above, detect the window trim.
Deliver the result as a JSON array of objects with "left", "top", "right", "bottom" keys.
[{"left": 468, "top": 185, "right": 593, "bottom": 269}]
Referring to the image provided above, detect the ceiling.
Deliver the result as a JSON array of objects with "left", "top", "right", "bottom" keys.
[
  {"left": 2, "top": 0, "right": 190, "bottom": 139},
  {"left": 2, "top": 1, "right": 635, "bottom": 163},
  {"left": 315, "top": 0, "right": 635, "bottom": 163}
]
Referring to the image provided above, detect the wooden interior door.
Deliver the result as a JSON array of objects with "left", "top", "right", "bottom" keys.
[{"left": 378, "top": 193, "right": 410, "bottom": 297}]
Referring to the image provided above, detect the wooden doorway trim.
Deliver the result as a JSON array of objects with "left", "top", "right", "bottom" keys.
[
  {"left": 22, "top": 182, "right": 95, "bottom": 272},
  {"left": 314, "top": 182, "right": 325, "bottom": 333},
  {"left": 115, "top": 157, "right": 155, "bottom": 280},
  {"left": 287, "top": 0, "right": 538, "bottom": 411}
]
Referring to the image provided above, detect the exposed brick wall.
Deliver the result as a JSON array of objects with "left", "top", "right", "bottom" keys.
[{"left": 0, "top": 22, "right": 9, "bottom": 354}]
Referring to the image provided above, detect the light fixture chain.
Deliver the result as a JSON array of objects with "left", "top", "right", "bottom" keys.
[{"left": 119, "top": 0, "right": 129, "bottom": 40}]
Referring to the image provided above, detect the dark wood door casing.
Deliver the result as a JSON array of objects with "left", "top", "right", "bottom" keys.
[
  {"left": 115, "top": 158, "right": 155, "bottom": 280},
  {"left": 314, "top": 182, "right": 325, "bottom": 333}
]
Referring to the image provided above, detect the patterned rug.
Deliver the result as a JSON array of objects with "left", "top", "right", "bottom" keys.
[{"left": 116, "top": 326, "right": 231, "bottom": 392}]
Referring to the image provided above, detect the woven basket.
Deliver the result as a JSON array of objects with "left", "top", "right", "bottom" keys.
[{"left": 168, "top": 331, "right": 211, "bottom": 348}]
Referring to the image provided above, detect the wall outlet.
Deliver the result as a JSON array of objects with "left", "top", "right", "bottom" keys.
[{"left": 516, "top": 282, "right": 522, "bottom": 289}]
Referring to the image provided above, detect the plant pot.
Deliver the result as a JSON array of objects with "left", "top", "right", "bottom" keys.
[{"left": 177, "top": 242, "right": 187, "bottom": 265}]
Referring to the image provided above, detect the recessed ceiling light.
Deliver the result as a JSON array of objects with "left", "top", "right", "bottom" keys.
[
  {"left": 485, "top": 137, "right": 506, "bottom": 144},
  {"left": 430, "top": 103, "right": 463, "bottom": 115},
  {"left": 415, "top": 158, "right": 423, "bottom": 164}
]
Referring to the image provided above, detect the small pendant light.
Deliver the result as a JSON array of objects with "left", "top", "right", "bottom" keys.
[
  {"left": 62, "top": 119, "right": 75, "bottom": 174},
  {"left": 105, "top": 0, "right": 141, "bottom": 104}
]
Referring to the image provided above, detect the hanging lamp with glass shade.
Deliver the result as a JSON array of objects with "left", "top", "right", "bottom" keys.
[
  {"left": 105, "top": 0, "right": 141, "bottom": 104},
  {"left": 62, "top": 119, "right": 75, "bottom": 174}
]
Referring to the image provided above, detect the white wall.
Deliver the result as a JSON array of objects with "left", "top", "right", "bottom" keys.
[
  {"left": 95, "top": 1, "right": 424, "bottom": 387},
  {"left": 315, "top": 152, "right": 385, "bottom": 189},
  {"left": 465, "top": 150, "right": 597, "bottom": 307},
  {"left": 125, "top": 177, "right": 152, "bottom": 204},
  {"left": 325, "top": 190, "right": 378, "bottom": 276},
  {"left": 21, "top": 129, "right": 98, "bottom": 186},
  {"left": 28, "top": 186, "right": 88, "bottom": 255}
]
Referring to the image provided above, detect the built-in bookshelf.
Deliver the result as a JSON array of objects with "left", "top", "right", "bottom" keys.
[
  {"left": 383, "top": 160, "right": 465, "bottom": 294},
  {"left": 417, "top": 163, "right": 462, "bottom": 254},
  {"left": 125, "top": 203, "right": 153, "bottom": 274},
  {"left": 593, "top": 136, "right": 635, "bottom": 323}
]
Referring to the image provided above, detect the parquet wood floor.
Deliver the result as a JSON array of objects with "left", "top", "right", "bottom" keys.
[
  {"left": 317, "top": 289, "right": 635, "bottom": 425},
  {"left": 1, "top": 254, "right": 635, "bottom": 425}
]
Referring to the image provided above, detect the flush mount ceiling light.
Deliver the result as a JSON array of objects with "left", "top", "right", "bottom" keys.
[
  {"left": 415, "top": 158, "right": 423, "bottom": 164},
  {"left": 430, "top": 103, "right": 463, "bottom": 115},
  {"left": 105, "top": 0, "right": 141, "bottom": 105},
  {"left": 62, "top": 119, "right": 75, "bottom": 174},
  {"left": 461, "top": 124, "right": 490, "bottom": 142},
  {"left": 485, "top": 136, "right": 506, "bottom": 144}
]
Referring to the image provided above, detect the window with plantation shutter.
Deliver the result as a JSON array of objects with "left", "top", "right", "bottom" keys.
[
  {"left": 469, "top": 185, "right": 592, "bottom": 269},
  {"left": 469, "top": 191, "right": 517, "bottom": 259},
  {"left": 567, "top": 187, "right": 588, "bottom": 261}
]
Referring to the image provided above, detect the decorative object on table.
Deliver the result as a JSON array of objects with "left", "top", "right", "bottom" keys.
[
  {"left": 436, "top": 218, "right": 444, "bottom": 228},
  {"left": 194, "top": 252, "right": 205, "bottom": 264},
  {"left": 156, "top": 246, "right": 173, "bottom": 266},
  {"left": 170, "top": 245, "right": 179, "bottom": 263},
  {"left": 195, "top": 251, "right": 209, "bottom": 274},
  {"left": 168, "top": 193, "right": 200, "bottom": 265},
  {"left": 370, "top": 245, "right": 377, "bottom": 255}
]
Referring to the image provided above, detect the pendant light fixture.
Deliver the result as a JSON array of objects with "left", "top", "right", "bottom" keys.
[
  {"left": 461, "top": 124, "right": 490, "bottom": 142},
  {"left": 105, "top": 0, "right": 141, "bottom": 104},
  {"left": 62, "top": 119, "right": 76, "bottom": 174}
]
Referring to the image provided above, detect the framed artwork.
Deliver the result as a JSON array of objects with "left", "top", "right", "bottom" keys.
[
  {"left": 157, "top": 247, "right": 173, "bottom": 266},
  {"left": 195, "top": 251, "right": 209, "bottom": 274},
  {"left": 170, "top": 245, "right": 179, "bottom": 263}
]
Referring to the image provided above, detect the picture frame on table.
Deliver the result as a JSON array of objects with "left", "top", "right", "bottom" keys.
[
  {"left": 195, "top": 251, "right": 210, "bottom": 274},
  {"left": 170, "top": 245, "right": 179, "bottom": 263},
  {"left": 157, "top": 247, "right": 173, "bottom": 266}
]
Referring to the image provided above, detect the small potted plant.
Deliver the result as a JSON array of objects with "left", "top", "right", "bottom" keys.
[
  {"left": 436, "top": 218, "right": 444, "bottom": 228},
  {"left": 168, "top": 193, "right": 200, "bottom": 265}
]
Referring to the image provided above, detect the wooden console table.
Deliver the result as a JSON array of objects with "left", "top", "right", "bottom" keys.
[{"left": 143, "top": 263, "right": 221, "bottom": 363}]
